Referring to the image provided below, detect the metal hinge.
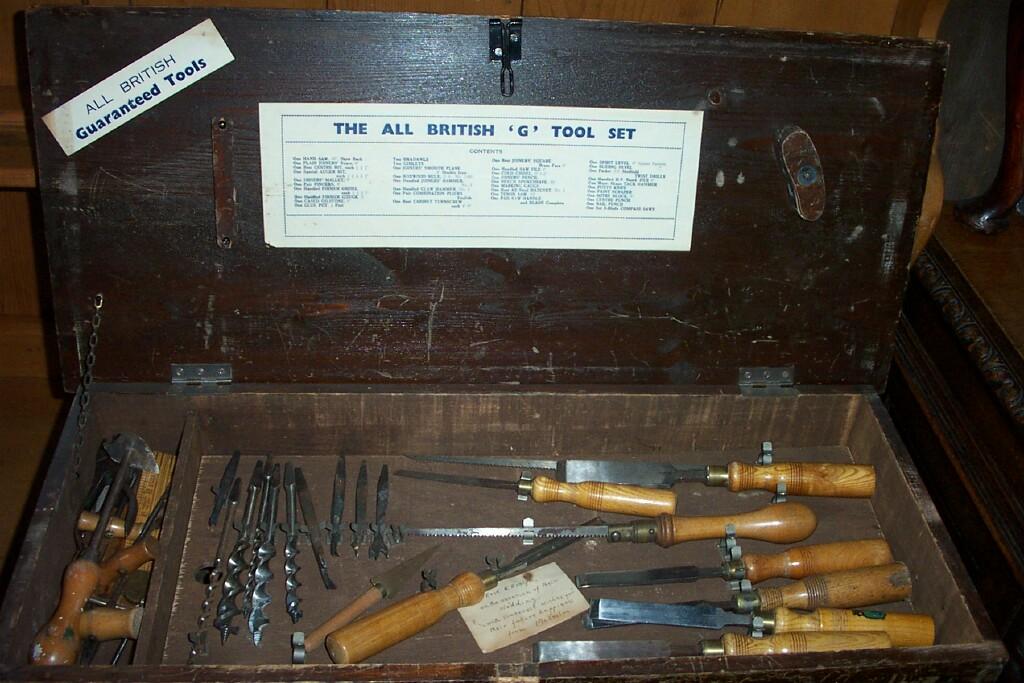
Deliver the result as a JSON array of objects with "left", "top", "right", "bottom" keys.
[
  {"left": 171, "top": 363, "right": 232, "bottom": 386},
  {"left": 737, "top": 366, "right": 797, "bottom": 396}
]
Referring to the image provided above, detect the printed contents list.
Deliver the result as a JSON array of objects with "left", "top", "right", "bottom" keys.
[{"left": 260, "top": 103, "right": 703, "bottom": 250}]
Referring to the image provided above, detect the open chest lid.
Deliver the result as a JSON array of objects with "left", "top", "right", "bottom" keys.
[{"left": 26, "top": 7, "right": 945, "bottom": 392}]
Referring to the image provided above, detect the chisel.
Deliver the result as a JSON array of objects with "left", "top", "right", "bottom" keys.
[
  {"left": 575, "top": 539, "right": 893, "bottom": 588},
  {"left": 407, "top": 453, "right": 875, "bottom": 497},
  {"left": 731, "top": 562, "right": 913, "bottom": 612},
  {"left": 585, "top": 600, "right": 934, "bottom": 646},
  {"left": 399, "top": 502, "right": 817, "bottom": 546},
  {"left": 394, "top": 469, "right": 677, "bottom": 517},
  {"left": 325, "top": 519, "right": 602, "bottom": 664}
]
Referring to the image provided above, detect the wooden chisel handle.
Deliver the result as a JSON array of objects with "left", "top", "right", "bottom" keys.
[
  {"left": 768, "top": 607, "right": 934, "bottom": 647},
  {"left": 78, "top": 607, "right": 144, "bottom": 641},
  {"left": 720, "top": 462, "right": 875, "bottom": 497},
  {"left": 741, "top": 539, "right": 893, "bottom": 583},
  {"left": 703, "top": 631, "right": 892, "bottom": 656},
  {"left": 305, "top": 588, "right": 383, "bottom": 657},
  {"left": 527, "top": 476, "right": 676, "bottom": 517},
  {"left": 644, "top": 502, "right": 816, "bottom": 547},
  {"left": 747, "top": 562, "right": 912, "bottom": 611},
  {"left": 326, "top": 572, "right": 487, "bottom": 664}
]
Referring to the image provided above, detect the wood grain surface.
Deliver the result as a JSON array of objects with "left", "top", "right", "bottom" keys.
[
  {"left": 771, "top": 607, "right": 935, "bottom": 647},
  {"left": 743, "top": 538, "right": 893, "bottom": 582}
]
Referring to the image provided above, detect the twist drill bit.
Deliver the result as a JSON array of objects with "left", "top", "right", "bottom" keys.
[
  {"left": 243, "top": 457, "right": 273, "bottom": 630},
  {"left": 282, "top": 463, "right": 303, "bottom": 624},
  {"left": 188, "top": 478, "right": 240, "bottom": 663},
  {"left": 249, "top": 463, "right": 281, "bottom": 645},
  {"left": 215, "top": 459, "right": 263, "bottom": 644}
]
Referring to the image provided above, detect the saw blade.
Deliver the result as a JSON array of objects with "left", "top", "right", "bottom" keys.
[
  {"left": 393, "top": 469, "right": 517, "bottom": 491},
  {"left": 400, "top": 526, "right": 609, "bottom": 539},
  {"left": 407, "top": 454, "right": 559, "bottom": 470},
  {"left": 575, "top": 564, "right": 723, "bottom": 588}
]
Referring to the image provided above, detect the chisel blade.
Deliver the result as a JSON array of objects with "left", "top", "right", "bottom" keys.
[
  {"left": 533, "top": 640, "right": 672, "bottom": 663},
  {"left": 295, "top": 467, "right": 336, "bottom": 590},
  {"left": 584, "top": 599, "right": 751, "bottom": 631},
  {"left": 575, "top": 564, "right": 723, "bottom": 588},
  {"left": 328, "top": 454, "right": 346, "bottom": 557}
]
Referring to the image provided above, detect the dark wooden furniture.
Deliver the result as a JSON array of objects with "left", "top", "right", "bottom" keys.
[{"left": 0, "top": 6, "right": 1008, "bottom": 680}]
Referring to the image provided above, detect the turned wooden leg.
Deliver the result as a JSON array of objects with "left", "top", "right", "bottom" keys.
[{"left": 955, "top": 0, "right": 1024, "bottom": 234}]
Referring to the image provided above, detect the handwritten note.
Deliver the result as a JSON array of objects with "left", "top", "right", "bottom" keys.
[{"left": 457, "top": 562, "right": 590, "bottom": 653}]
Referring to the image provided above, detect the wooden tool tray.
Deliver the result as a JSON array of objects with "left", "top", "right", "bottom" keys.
[{"left": 1, "top": 5, "right": 1009, "bottom": 680}]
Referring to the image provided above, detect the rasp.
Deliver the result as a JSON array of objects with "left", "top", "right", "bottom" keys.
[
  {"left": 215, "top": 459, "right": 263, "bottom": 643},
  {"left": 574, "top": 539, "right": 894, "bottom": 588},
  {"left": 328, "top": 454, "right": 346, "bottom": 557},
  {"left": 209, "top": 450, "right": 241, "bottom": 528},
  {"left": 324, "top": 519, "right": 603, "bottom": 664},
  {"left": 282, "top": 463, "right": 303, "bottom": 623},
  {"left": 399, "top": 502, "right": 816, "bottom": 547},
  {"left": 350, "top": 460, "right": 370, "bottom": 557},
  {"left": 582, "top": 600, "right": 935, "bottom": 647},
  {"left": 296, "top": 467, "right": 336, "bottom": 590},
  {"left": 291, "top": 544, "right": 441, "bottom": 663},
  {"left": 393, "top": 469, "right": 676, "bottom": 517},
  {"left": 406, "top": 453, "right": 875, "bottom": 497},
  {"left": 369, "top": 465, "right": 397, "bottom": 560}
]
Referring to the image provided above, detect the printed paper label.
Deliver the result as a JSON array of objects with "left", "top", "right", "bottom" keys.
[
  {"left": 42, "top": 19, "right": 234, "bottom": 156},
  {"left": 259, "top": 103, "right": 703, "bottom": 250},
  {"left": 457, "top": 562, "right": 590, "bottom": 653}
]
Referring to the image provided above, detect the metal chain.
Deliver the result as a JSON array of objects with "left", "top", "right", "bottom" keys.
[{"left": 72, "top": 293, "right": 104, "bottom": 478}]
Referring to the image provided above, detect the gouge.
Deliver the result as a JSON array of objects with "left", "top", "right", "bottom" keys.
[
  {"left": 575, "top": 538, "right": 892, "bottom": 587},
  {"left": 701, "top": 631, "right": 893, "bottom": 655},
  {"left": 407, "top": 453, "right": 875, "bottom": 498},
  {"left": 585, "top": 600, "right": 934, "bottom": 647},
  {"left": 394, "top": 469, "right": 676, "bottom": 517},
  {"left": 292, "top": 544, "right": 440, "bottom": 663},
  {"left": 400, "top": 502, "right": 817, "bottom": 546},
  {"left": 325, "top": 519, "right": 601, "bottom": 664},
  {"left": 732, "top": 562, "right": 913, "bottom": 612}
]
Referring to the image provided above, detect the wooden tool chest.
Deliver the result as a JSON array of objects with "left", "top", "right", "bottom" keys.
[{"left": 0, "top": 5, "right": 1010, "bottom": 680}]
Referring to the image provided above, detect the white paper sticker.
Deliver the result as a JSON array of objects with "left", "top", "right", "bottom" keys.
[
  {"left": 259, "top": 103, "right": 703, "bottom": 250},
  {"left": 457, "top": 562, "right": 590, "bottom": 653},
  {"left": 42, "top": 19, "right": 234, "bottom": 156}
]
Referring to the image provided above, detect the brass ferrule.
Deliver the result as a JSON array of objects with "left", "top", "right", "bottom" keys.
[
  {"left": 754, "top": 610, "right": 776, "bottom": 634},
  {"left": 734, "top": 591, "right": 761, "bottom": 613},
  {"left": 516, "top": 476, "right": 533, "bottom": 500},
  {"left": 480, "top": 570, "right": 500, "bottom": 591},
  {"left": 706, "top": 465, "right": 729, "bottom": 486},
  {"left": 606, "top": 521, "right": 657, "bottom": 544},
  {"left": 721, "top": 559, "right": 746, "bottom": 580},
  {"left": 701, "top": 638, "right": 726, "bottom": 656}
]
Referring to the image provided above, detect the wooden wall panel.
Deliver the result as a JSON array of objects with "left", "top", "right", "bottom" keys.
[
  {"left": 0, "top": 191, "right": 41, "bottom": 318},
  {"left": 717, "top": 0, "right": 901, "bottom": 34},
  {"left": 522, "top": 0, "right": 716, "bottom": 23}
]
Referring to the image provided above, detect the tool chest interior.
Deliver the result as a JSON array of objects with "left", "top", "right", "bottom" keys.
[{"left": 1, "top": 5, "right": 1009, "bottom": 680}]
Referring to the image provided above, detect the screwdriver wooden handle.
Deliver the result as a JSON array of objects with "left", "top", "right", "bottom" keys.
[
  {"left": 31, "top": 537, "right": 159, "bottom": 665},
  {"left": 528, "top": 476, "right": 676, "bottom": 517},
  {"left": 78, "top": 607, "right": 144, "bottom": 641},
  {"left": 653, "top": 502, "right": 817, "bottom": 547},
  {"left": 769, "top": 607, "right": 934, "bottom": 647},
  {"left": 325, "top": 572, "right": 487, "bottom": 664},
  {"left": 753, "top": 562, "right": 912, "bottom": 611},
  {"left": 705, "top": 631, "right": 892, "bottom": 656},
  {"left": 726, "top": 462, "right": 876, "bottom": 498},
  {"left": 304, "top": 588, "right": 383, "bottom": 658},
  {"left": 742, "top": 539, "right": 893, "bottom": 583}
]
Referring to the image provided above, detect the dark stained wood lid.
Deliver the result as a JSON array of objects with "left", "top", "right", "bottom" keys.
[{"left": 26, "top": 7, "right": 945, "bottom": 390}]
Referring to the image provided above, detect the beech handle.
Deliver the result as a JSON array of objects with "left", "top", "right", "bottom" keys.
[
  {"left": 654, "top": 502, "right": 817, "bottom": 547},
  {"left": 742, "top": 539, "right": 894, "bottom": 583},
  {"left": 769, "top": 607, "right": 935, "bottom": 647},
  {"left": 303, "top": 588, "right": 382, "bottom": 658},
  {"left": 706, "top": 631, "right": 892, "bottom": 656},
  {"left": 78, "top": 607, "right": 144, "bottom": 641},
  {"left": 78, "top": 511, "right": 133, "bottom": 540},
  {"left": 30, "top": 559, "right": 101, "bottom": 665},
  {"left": 529, "top": 476, "right": 676, "bottom": 517},
  {"left": 96, "top": 537, "right": 159, "bottom": 591},
  {"left": 754, "top": 562, "right": 912, "bottom": 610},
  {"left": 325, "top": 572, "right": 486, "bottom": 664},
  {"left": 726, "top": 462, "right": 876, "bottom": 498}
]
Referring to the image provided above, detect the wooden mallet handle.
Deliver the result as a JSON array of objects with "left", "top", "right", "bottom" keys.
[
  {"left": 653, "top": 502, "right": 817, "bottom": 547},
  {"left": 78, "top": 607, "right": 144, "bottom": 641},
  {"left": 704, "top": 631, "right": 892, "bottom": 656},
  {"left": 742, "top": 539, "right": 893, "bottom": 583},
  {"left": 325, "top": 572, "right": 487, "bottom": 664},
  {"left": 528, "top": 476, "right": 676, "bottom": 517},
  {"left": 769, "top": 607, "right": 934, "bottom": 647},
  {"left": 752, "top": 562, "right": 912, "bottom": 611},
  {"left": 726, "top": 462, "right": 876, "bottom": 498}
]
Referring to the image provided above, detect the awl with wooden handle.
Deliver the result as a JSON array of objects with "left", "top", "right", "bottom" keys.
[
  {"left": 585, "top": 599, "right": 934, "bottom": 647},
  {"left": 407, "top": 450, "right": 875, "bottom": 497},
  {"left": 400, "top": 502, "right": 817, "bottom": 547},
  {"left": 575, "top": 538, "right": 893, "bottom": 588},
  {"left": 394, "top": 469, "right": 676, "bottom": 517}
]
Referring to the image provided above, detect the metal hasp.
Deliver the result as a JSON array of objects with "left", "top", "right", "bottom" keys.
[
  {"left": 776, "top": 126, "right": 825, "bottom": 221},
  {"left": 489, "top": 18, "right": 522, "bottom": 97}
]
